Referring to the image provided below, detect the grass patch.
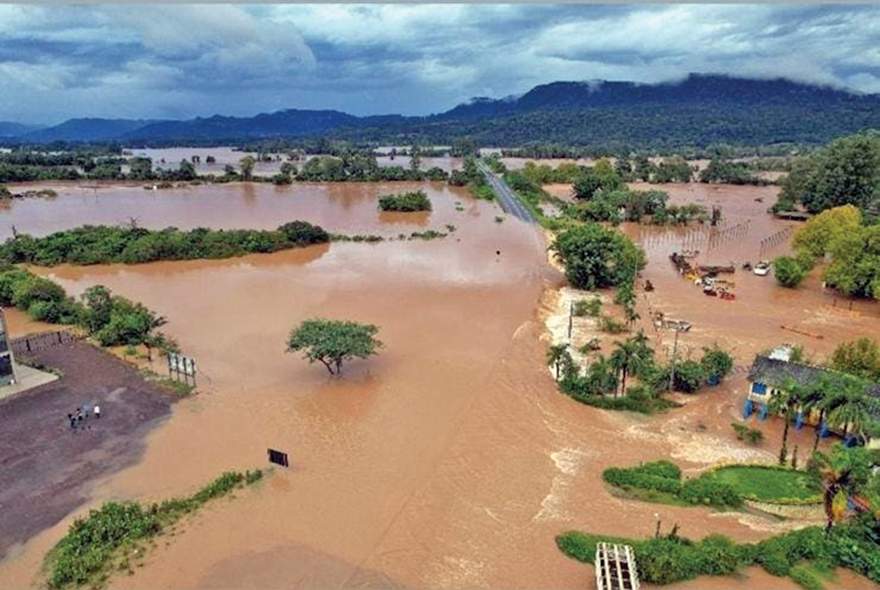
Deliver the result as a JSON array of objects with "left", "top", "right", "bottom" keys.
[
  {"left": 704, "top": 465, "right": 822, "bottom": 504},
  {"left": 603, "top": 461, "right": 743, "bottom": 509},
  {"left": 45, "top": 469, "right": 264, "bottom": 589}
]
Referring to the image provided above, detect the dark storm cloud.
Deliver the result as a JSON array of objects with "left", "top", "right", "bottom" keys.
[{"left": 0, "top": 4, "right": 878, "bottom": 124}]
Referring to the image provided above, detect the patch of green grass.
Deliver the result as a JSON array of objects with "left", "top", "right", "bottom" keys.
[
  {"left": 45, "top": 470, "right": 264, "bottom": 589},
  {"left": 704, "top": 465, "right": 821, "bottom": 504}
]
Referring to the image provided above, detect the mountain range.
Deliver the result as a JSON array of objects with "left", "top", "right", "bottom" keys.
[{"left": 7, "top": 74, "right": 880, "bottom": 148}]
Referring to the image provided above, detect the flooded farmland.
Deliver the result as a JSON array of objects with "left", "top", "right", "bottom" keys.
[
  {"left": 0, "top": 180, "right": 878, "bottom": 590},
  {"left": 128, "top": 147, "right": 463, "bottom": 177}
]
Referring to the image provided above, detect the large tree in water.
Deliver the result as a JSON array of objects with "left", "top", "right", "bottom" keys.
[{"left": 287, "top": 319, "right": 382, "bottom": 376}]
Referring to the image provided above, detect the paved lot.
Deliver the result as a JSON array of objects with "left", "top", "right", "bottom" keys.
[{"left": 0, "top": 341, "right": 174, "bottom": 557}]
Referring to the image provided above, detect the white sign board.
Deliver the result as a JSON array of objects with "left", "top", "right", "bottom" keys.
[{"left": 168, "top": 352, "right": 196, "bottom": 376}]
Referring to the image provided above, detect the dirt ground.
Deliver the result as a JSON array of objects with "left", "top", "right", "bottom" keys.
[{"left": 0, "top": 341, "right": 173, "bottom": 559}]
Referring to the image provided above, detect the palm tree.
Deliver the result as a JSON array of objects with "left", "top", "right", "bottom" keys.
[
  {"left": 800, "top": 376, "right": 830, "bottom": 454},
  {"left": 768, "top": 378, "right": 803, "bottom": 465},
  {"left": 813, "top": 444, "right": 873, "bottom": 531},
  {"left": 546, "top": 343, "right": 569, "bottom": 382},
  {"left": 821, "top": 375, "right": 880, "bottom": 446},
  {"left": 609, "top": 332, "right": 653, "bottom": 396}
]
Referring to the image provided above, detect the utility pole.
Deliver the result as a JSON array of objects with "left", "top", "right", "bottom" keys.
[
  {"left": 668, "top": 328, "right": 681, "bottom": 392},
  {"left": 568, "top": 301, "right": 573, "bottom": 340}
]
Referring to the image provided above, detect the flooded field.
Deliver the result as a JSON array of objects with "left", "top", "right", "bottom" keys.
[
  {"left": 0, "top": 180, "right": 877, "bottom": 590},
  {"left": 128, "top": 147, "right": 462, "bottom": 177},
  {"left": 0, "top": 181, "right": 467, "bottom": 240}
]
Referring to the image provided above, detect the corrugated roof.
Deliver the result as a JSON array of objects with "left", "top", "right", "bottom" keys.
[{"left": 747, "top": 355, "right": 880, "bottom": 398}]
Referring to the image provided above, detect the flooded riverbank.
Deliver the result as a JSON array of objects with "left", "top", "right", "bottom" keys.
[
  {"left": 0, "top": 180, "right": 876, "bottom": 589},
  {"left": 0, "top": 181, "right": 467, "bottom": 240}
]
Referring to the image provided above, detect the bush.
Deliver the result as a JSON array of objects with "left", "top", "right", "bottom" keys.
[
  {"left": 603, "top": 465, "right": 683, "bottom": 495},
  {"left": 731, "top": 422, "right": 764, "bottom": 445},
  {"left": 377, "top": 190, "right": 432, "bottom": 212},
  {"left": 774, "top": 255, "right": 809, "bottom": 288},
  {"left": 680, "top": 478, "right": 743, "bottom": 508},
  {"left": 672, "top": 360, "right": 706, "bottom": 393},
  {"left": 46, "top": 470, "right": 263, "bottom": 589},
  {"left": 572, "top": 297, "right": 602, "bottom": 317},
  {"left": 599, "top": 314, "right": 627, "bottom": 334},
  {"left": 700, "top": 345, "right": 734, "bottom": 381}
]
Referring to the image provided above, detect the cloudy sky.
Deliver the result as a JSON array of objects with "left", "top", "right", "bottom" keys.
[{"left": 1, "top": 3, "right": 879, "bottom": 124}]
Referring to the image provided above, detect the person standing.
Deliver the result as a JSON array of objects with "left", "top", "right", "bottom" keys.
[{"left": 94, "top": 404, "right": 101, "bottom": 419}]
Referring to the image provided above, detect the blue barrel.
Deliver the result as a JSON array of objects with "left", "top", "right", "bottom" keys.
[
  {"left": 820, "top": 421, "right": 830, "bottom": 438},
  {"left": 707, "top": 374, "right": 720, "bottom": 386},
  {"left": 742, "top": 399, "right": 753, "bottom": 419},
  {"left": 795, "top": 412, "right": 804, "bottom": 430},
  {"left": 758, "top": 404, "right": 768, "bottom": 420}
]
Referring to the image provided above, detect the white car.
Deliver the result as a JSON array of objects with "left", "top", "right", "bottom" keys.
[{"left": 753, "top": 261, "right": 771, "bottom": 276}]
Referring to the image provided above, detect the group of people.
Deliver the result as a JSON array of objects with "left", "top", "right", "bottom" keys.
[{"left": 67, "top": 403, "right": 101, "bottom": 431}]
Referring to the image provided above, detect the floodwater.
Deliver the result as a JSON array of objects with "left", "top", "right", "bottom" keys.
[
  {"left": 128, "top": 147, "right": 463, "bottom": 177},
  {"left": 0, "top": 181, "right": 468, "bottom": 240},
  {"left": 1, "top": 181, "right": 878, "bottom": 590}
]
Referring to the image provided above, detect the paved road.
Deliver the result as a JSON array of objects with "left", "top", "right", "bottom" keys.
[{"left": 477, "top": 163, "right": 536, "bottom": 223}]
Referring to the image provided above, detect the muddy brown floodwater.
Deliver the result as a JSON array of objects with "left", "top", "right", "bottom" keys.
[{"left": 0, "top": 181, "right": 878, "bottom": 590}]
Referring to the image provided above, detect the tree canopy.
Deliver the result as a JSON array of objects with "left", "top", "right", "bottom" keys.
[
  {"left": 550, "top": 223, "right": 645, "bottom": 290},
  {"left": 287, "top": 319, "right": 382, "bottom": 376}
]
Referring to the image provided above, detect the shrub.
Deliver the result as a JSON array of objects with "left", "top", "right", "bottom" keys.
[
  {"left": 573, "top": 297, "right": 602, "bottom": 317},
  {"left": 637, "top": 537, "right": 703, "bottom": 584},
  {"left": 680, "top": 478, "right": 743, "bottom": 508},
  {"left": 774, "top": 255, "right": 808, "bottom": 288},
  {"left": 731, "top": 422, "right": 764, "bottom": 445},
  {"left": 378, "top": 190, "right": 432, "bottom": 212},
  {"left": 599, "top": 314, "right": 627, "bottom": 334},
  {"left": 700, "top": 345, "right": 734, "bottom": 381},
  {"left": 46, "top": 470, "right": 263, "bottom": 589},
  {"left": 672, "top": 360, "right": 706, "bottom": 393}
]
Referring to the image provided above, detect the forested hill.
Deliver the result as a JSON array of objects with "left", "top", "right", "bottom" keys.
[{"left": 9, "top": 74, "right": 880, "bottom": 149}]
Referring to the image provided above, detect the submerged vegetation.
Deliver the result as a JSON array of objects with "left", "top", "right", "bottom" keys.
[
  {"left": 287, "top": 319, "right": 382, "bottom": 376},
  {"left": 774, "top": 205, "right": 880, "bottom": 300},
  {"left": 0, "top": 220, "right": 330, "bottom": 266},
  {"left": 0, "top": 266, "right": 168, "bottom": 348},
  {"left": 45, "top": 470, "right": 263, "bottom": 589},
  {"left": 377, "top": 190, "right": 432, "bottom": 212}
]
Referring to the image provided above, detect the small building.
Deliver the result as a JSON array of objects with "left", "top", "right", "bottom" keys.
[{"left": 746, "top": 346, "right": 880, "bottom": 435}]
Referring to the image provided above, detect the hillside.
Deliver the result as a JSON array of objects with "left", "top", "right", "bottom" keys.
[{"left": 8, "top": 74, "right": 880, "bottom": 148}]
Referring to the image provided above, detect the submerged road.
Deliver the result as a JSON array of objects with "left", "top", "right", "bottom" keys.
[{"left": 478, "top": 162, "right": 536, "bottom": 223}]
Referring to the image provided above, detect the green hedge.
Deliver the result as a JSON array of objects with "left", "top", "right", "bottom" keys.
[
  {"left": 557, "top": 516, "right": 880, "bottom": 589},
  {"left": 602, "top": 460, "right": 742, "bottom": 509}
]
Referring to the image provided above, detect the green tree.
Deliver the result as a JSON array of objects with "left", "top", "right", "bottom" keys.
[
  {"left": 812, "top": 444, "right": 874, "bottom": 530},
  {"left": 782, "top": 132, "right": 880, "bottom": 214},
  {"left": 773, "top": 256, "right": 808, "bottom": 288},
  {"left": 830, "top": 338, "right": 880, "bottom": 382},
  {"left": 769, "top": 378, "right": 804, "bottom": 465},
  {"left": 546, "top": 343, "right": 570, "bottom": 382},
  {"left": 239, "top": 156, "right": 256, "bottom": 181},
  {"left": 551, "top": 223, "right": 645, "bottom": 290},
  {"left": 80, "top": 285, "right": 113, "bottom": 334},
  {"left": 821, "top": 379, "right": 879, "bottom": 443},
  {"left": 287, "top": 319, "right": 382, "bottom": 376},
  {"left": 609, "top": 332, "right": 653, "bottom": 396}
]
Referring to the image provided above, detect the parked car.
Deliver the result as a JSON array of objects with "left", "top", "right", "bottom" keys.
[{"left": 753, "top": 261, "right": 771, "bottom": 276}]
